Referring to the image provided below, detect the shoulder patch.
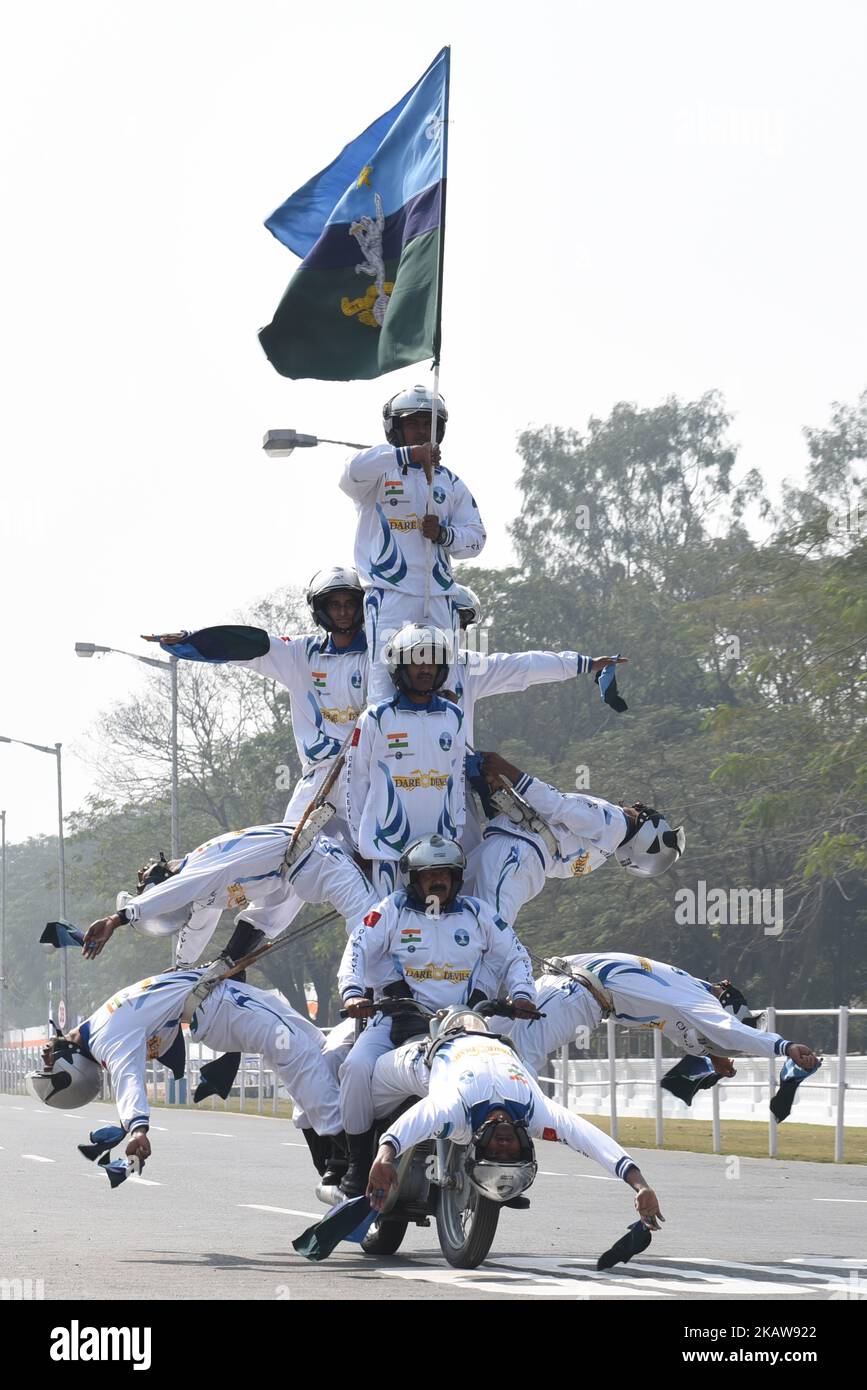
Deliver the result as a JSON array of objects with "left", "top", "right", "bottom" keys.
[
  {"left": 351, "top": 727, "right": 361, "bottom": 746},
  {"left": 493, "top": 915, "right": 510, "bottom": 932},
  {"left": 542, "top": 1126, "right": 558, "bottom": 1142},
  {"left": 363, "top": 910, "right": 381, "bottom": 928},
  {"left": 279, "top": 636, "right": 292, "bottom": 644}
]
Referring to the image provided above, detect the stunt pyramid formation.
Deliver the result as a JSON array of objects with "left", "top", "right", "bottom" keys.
[{"left": 32, "top": 386, "right": 821, "bottom": 1266}]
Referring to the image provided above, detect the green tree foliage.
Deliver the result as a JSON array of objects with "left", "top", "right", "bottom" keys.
[{"left": 4, "top": 392, "right": 866, "bottom": 1050}]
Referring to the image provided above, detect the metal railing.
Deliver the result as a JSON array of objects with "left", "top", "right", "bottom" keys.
[{"left": 538, "top": 1007, "right": 867, "bottom": 1162}]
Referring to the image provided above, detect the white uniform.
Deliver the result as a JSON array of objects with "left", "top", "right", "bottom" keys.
[
  {"left": 346, "top": 692, "right": 467, "bottom": 895},
  {"left": 503, "top": 953, "right": 794, "bottom": 1075},
  {"left": 465, "top": 777, "right": 628, "bottom": 924},
  {"left": 164, "top": 627, "right": 368, "bottom": 842},
  {"left": 339, "top": 447, "right": 485, "bottom": 701},
  {"left": 79, "top": 970, "right": 342, "bottom": 1138},
  {"left": 451, "top": 649, "right": 592, "bottom": 850},
  {"left": 123, "top": 824, "right": 375, "bottom": 966},
  {"left": 378, "top": 1031, "right": 638, "bottom": 1186},
  {"left": 337, "top": 890, "right": 535, "bottom": 1133}
]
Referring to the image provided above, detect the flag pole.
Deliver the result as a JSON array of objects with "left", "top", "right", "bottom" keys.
[{"left": 423, "top": 46, "right": 451, "bottom": 623}]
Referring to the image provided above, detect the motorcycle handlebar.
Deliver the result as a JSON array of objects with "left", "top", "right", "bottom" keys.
[{"left": 339, "top": 998, "right": 545, "bottom": 1021}]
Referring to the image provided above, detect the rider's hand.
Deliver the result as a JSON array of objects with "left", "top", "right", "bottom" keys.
[
  {"left": 125, "top": 1130, "right": 151, "bottom": 1172},
  {"left": 410, "top": 442, "right": 440, "bottom": 480},
  {"left": 509, "top": 996, "right": 537, "bottom": 1019},
  {"left": 420, "top": 513, "right": 443, "bottom": 540},
  {"left": 367, "top": 1148, "right": 398, "bottom": 1213},
  {"left": 141, "top": 632, "right": 187, "bottom": 645},
  {"left": 589, "top": 655, "right": 628, "bottom": 673},
  {"left": 711, "top": 1055, "right": 736, "bottom": 1078},
  {"left": 634, "top": 1186, "right": 664, "bottom": 1231},
  {"left": 480, "top": 751, "right": 522, "bottom": 789},
  {"left": 82, "top": 916, "right": 122, "bottom": 960},
  {"left": 342, "top": 997, "right": 376, "bottom": 1019},
  {"left": 787, "top": 1043, "right": 820, "bottom": 1071}
]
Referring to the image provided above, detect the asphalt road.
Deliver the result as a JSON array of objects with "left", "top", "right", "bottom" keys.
[{"left": 2, "top": 1094, "right": 865, "bottom": 1301}]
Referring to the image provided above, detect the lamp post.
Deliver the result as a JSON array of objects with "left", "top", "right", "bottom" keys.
[
  {"left": 0, "top": 737, "right": 68, "bottom": 1017},
  {"left": 262, "top": 429, "right": 370, "bottom": 459},
  {"left": 74, "top": 644, "right": 179, "bottom": 859}
]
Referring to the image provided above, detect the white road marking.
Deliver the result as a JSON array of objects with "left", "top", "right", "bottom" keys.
[
  {"left": 126, "top": 1175, "right": 162, "bottom": 1187},
  {"left": 240, "top": 1204, "right": 320, "bottom": 1219},
  {"left": 21, "top": 1154, "right": 55, "bottom": 1163},
  {"left": 813, "top": 1198, "right": 867, "bottom": 1204},
  {"left": 787, "top": 1256, "right": 867, "bottom": 1269},
  {"left": 188, "top": 1131, "right": 236, "bottom": 1138},
  {"left": 538, "top": 1170, "right": 566, "bottom": 1177},
  {"left": 381, "top": 1254, "right": 850, "bottom": 1300},
  {"left": 281, "top": 1142, "right": 307, "bottom": 1148}
]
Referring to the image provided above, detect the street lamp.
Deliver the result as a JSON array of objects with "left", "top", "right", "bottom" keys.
[
  {"left": 0, "top": 737, "right": 68, "bottom": 1019},
  {"left": 262, "top": 429, "right": 370, "bottom": 458},
  {"left": 74, "top": 644, "right": 179, "bottom": 859}
]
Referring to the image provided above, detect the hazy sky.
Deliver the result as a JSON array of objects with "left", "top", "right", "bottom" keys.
[{"left": 1, "top": 1, "right": 865, "bottom": 841}]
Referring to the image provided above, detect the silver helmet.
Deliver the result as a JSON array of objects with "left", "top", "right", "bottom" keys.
[
  {"left": 28, "top": 1044, "right": 101, "bottom": 1110},
  {"left": 383, "top": 384, "right": 448, "bottom": 445},
  {"left": 452, "top": 583, "right": 482, "bottom": 629},
  {"left": 383, "top": 622, "right": 453, "bottom": 693},
  {"left": 305, "top": 567, "right": 363, "bottom": 634},
  {"left": 465, "top": 1109, "right": 538, "bottom": 1203},
  {"left": 400, "top": 834, "right": 466, "bottom": 909},
  {"left": 615, "top": 805, "right": 685, "bottom": 877}
]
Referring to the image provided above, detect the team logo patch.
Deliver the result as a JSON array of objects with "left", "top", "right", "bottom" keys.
[
  {"left": 312, "top": 671, "right": 327, "bottom": 690},
  {"left": 433, "top": 486, "right": 446, "bottom": 504},
  {"left": 542, "top": 1126, "right": 558, "bottom": 1142},
  {"left": 570, "top": 852, "right": 592, "bottom": 876},
  {"left": 363, "top": 910, "right": 381, "bottom": 928},
  {"left": 454, "top": 928, "right": 470, "bottom": 946},
  {"left": 459, "top": 1071, "right": 475, "bottom": 1084},
  {"left": 351, "top": 671, "right": 362, "bottom": 688},
  {"left": 439, "top": 732, "right": 452, "bottom": 751}
]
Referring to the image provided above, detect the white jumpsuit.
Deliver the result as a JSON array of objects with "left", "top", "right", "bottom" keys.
[
  {"left": 339, "top": 445, "right": 485, "bottom": 702},
  {"left": 79, "top": 970, "right": 342, "bottom": 1138},
  {"left": 502, "top": 953, "right": 795, "bottom": 1075},
  {"left": 337, "top": 890, "right": 535, "bottom": 1133},
  {"left": 123, "top": 824, "right": 376, "bottom": 966},
  {"left": 378, "top": 1031, "right": 639, "bottom": 1186}
]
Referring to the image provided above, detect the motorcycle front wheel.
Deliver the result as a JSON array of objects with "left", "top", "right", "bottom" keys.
[{"left": 435, "top": 1144, "right": 500, "bottom": 1269}]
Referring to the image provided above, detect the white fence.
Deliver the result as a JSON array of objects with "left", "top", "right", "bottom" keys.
[{"left": 539, "top": 1007, "right": 867, "bottom": 1162}]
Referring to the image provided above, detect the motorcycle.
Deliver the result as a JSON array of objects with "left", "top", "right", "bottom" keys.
[{"left": 348, "top": 997, "right": 542, "bottom": 1269}]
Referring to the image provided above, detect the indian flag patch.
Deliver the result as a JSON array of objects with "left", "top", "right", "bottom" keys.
[
  {"left": 384, "top": 480, "right": 404, "bottom": 498},
  {"left": 401, "top": 926, "right": 422, "bottom": 947},
  {"left": 312, "top": 671, "right": 327, "bottom": 690},
  {"left": 387, "top": 732, "right": 409, "bottom": 751}
]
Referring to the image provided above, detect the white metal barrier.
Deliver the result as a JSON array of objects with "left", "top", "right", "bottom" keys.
[{"left": 538, "top": 1006, "right": 867, "bottom": 1162}]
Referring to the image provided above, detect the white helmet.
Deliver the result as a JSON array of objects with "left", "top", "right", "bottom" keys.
[
  {"left": 452, "top": 583, "right": 482, "bottom": 629},
  {"left": 615, "top": 805, "right": 685, "bottom": 877},
  {"left": 383, "top": 384, "right": 447, "bottom": 445},
  {"left": 399, "top": 833, "right": 466, "bottom": 906},
  {"left": 465, "top": 1108, "right": 538, "bottom": 1203},
  {"left": 383, "top": 623, "right": 453, "bottom": 693},
  {"left": 305, "top": 567, "right": 363, "bottom": 634},
  {"left": 28, "top": 1044, "right": 101, "bottom": 1110}
]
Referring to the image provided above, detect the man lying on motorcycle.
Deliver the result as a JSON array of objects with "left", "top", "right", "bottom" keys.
[
  {"left": 366, "top": 1015, "right": 663, "bottom": 1235},
  {"left": 337, "top": 834, "right": 537, "bottom": 1197}
]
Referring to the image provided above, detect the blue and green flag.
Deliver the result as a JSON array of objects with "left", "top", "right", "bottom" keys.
[{"left": 259, "top": 47, "right": 449, "bottom": 381}]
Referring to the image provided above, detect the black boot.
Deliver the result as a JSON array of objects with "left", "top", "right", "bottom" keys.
[
  {"left": 340, "top": 1129, "right": 374, "bottom": 1198},
  {"left": 321, "top": 1133, "right": 348, "bottom": 1188},
  {"left": 220, "top": 919, "right": 265, "bottom": 983},
  {"left": 301, "top": 1127, "right": 331, "bottom": 1178}
]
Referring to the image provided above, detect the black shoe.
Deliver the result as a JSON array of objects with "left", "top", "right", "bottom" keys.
[
  {"left": 321, "top": 1133, "right": 349, "bottom": 1187},
  {"left": 504, "top": 1195, "right": 531, "bottom": 1210},
  {"left": 339, "top": 1161, "right": 368, "bottom": 1199}
]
